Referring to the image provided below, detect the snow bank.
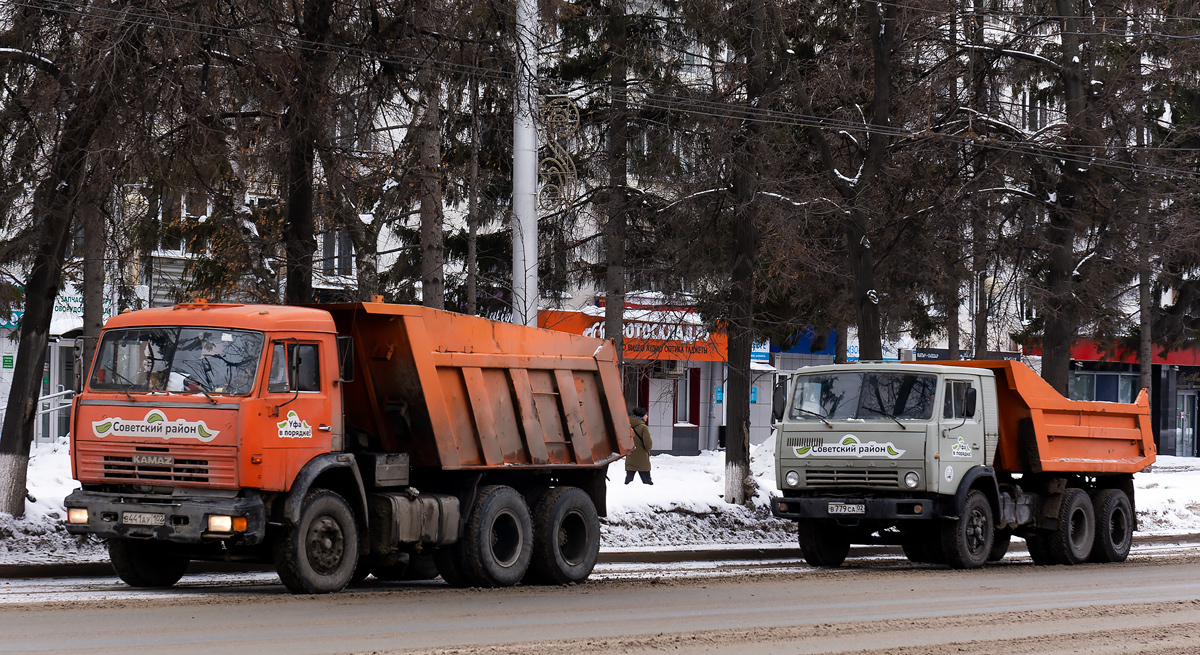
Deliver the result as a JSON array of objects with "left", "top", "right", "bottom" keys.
[{"left": 0, "top": 437, "right": 103, "bottom": 565}]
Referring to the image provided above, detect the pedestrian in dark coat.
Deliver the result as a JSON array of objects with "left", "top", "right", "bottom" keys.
[{"left": 626, "top": 407, "right": 653, "bottom": 485}]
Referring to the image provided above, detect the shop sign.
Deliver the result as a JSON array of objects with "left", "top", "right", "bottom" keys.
[{"left": 540, "top": 310, "right": 728, "bottom": 362}]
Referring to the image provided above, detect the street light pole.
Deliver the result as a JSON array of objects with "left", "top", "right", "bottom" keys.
[{"left": 512, "top": 0, "right": 538, "bottom": 326}]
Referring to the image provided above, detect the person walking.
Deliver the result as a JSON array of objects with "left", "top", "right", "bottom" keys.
[{"left": 626, "top": 407, "right": 653, "bottom": 485}]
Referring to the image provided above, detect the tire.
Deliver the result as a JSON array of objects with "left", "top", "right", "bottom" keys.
[
  {"left": 901, "top": 540, "right": 946, "bottom": 565},
  {"left": 1048, "top": 488, "right": 1095, "bottom": 565},
  {"left": 797, "top": 521, "right": 851, "bottom": 568},
  {"left": 941, "top": 490, "right": 993, "bottom": 569},
  {"left": 454, "top": 485, "right": 533, "bottom": 587},
  {"left": 273, "top": 489, "right": 360, "bottom": 594},
  {"left": 1025, "top": 534, "right": 1056, "bottom": 565},
  {"left": 525, "top": 487, "right": 600, "bottom": 585},
  {"left": 434, "top": 546, "right": 469, "bottom": 587},
  {"left": 988, "top": 529, "right": 1012, "bottom": 562},
  {"left": 1089, "top": 489, "right": 1133, "bottom": 563},
  {"left": 108, "top": 539, "right": 189, "bottom": 588},
  {"left": 374, "top": 552, "right": 440, "bottom": 581}
]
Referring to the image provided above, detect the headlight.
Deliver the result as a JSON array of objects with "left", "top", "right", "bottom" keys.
[
  {"left": 67, "top": 508, "right": 88, "bottom": 524},
  {"left": 785, "top": 470, "right": 800, "bottom": 487},
  {"left": 207, "top": 515, "right": 232, "bottom": 532},
  {"left": 904, "top": 472, "right": 920, "bottom": 489}
]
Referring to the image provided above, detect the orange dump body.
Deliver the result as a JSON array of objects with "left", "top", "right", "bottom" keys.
[
  {"left": 320, "top": 303, "right": 632, "bottom": 470},
  {"left": 938, "top": 360, "right": 1155, "bottom": 475}
]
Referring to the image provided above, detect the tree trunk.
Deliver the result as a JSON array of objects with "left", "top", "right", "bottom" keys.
[
  {"left": 81, "top": 202, "right": 106, "bottom": 379},
  {"left": 724, "top": 0, "right": 767, "bottom": 507},
  {"left": 467, "top": 75, "right": 481, "bottom": 317},
  {"left": 419, "top": 75, "right": 445, "bottom": 310},
  {"left": 282, "top": 0, "right": 332, "bottom": 305},
  {"left": 1041, "top": 0, "right": 1089, "bottom": 395},
  {"left": 0, "top": 97, "right": 112, "bottom": 515},
  {"left": 604, "top": 0, "right": 628, "bottom": 366}
]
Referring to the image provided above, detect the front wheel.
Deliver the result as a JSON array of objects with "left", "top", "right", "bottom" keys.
[
  {"left": 108, "top": 539, "right": 189, "bottom": 588},
  {"left": 797, "top": 521, "right": 850, "bottom": 568},
  {"left": 941, "top": 489, "right": 993, "bottom": 569},
  {"left": 273, "top": 489, "right": 360, "bottom": 594},
  {"left": 1089, "top": 488, "right": 1133, "bottom": 563}
]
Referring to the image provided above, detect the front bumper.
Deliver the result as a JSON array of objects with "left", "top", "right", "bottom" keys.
[
  {"left": 771, "top": 495, "right": 940, "bottom": 522},
  {"left": 64, "top": 489, "right": 267, "bottom": 545}
]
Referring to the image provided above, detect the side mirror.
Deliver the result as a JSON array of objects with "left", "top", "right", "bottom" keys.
[
  {"left": 337, "top": 336, "right": 355, "bottom": 382},
  {"left": 772, "top": 380, "right": 788, "bottom": 423},
  {"left": 962, "top": 387, "right": 977, "bottom": 418}
]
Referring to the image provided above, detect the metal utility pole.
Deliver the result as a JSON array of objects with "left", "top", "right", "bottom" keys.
[{"left": 512, "top": 0, "right": 538, "bottom": 326}]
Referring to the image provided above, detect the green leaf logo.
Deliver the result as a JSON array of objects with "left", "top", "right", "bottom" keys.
[
  {"left": 795, "top": 446, "right": 810, "bottom": 455},
  {"left": 841, "top": 436, "right": 857, "bottom": 446},
  {"left": 887, "top": 445, "right": 899, "bottom": 456},
  {"left": 146, "top": 412, "right": 164, "bottom": 423},
  {"left": 197, "top": 425, "right": 213, "bottom": 439},
  {"left": 94, "top": 421, "right": 112, "bottom": 434}
]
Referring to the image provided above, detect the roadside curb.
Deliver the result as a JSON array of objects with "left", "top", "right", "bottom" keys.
[{"left": 3, "top": 533, "right": 1197, "bottom": 579}]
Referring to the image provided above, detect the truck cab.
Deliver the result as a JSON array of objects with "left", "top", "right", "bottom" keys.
[
  {"left": 771, "top": 360, "right": 1154, "bottom": 570},
  {"left": 66, "top": 302, "right": 346, "bottom": 548}
]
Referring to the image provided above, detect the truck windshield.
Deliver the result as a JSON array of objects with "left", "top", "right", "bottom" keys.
[
  {"left": 90, "top": 327, "right": 265, "bottom": 395},
  {"left": 789, "top": 372, "right": 938, "bottom": 422}
]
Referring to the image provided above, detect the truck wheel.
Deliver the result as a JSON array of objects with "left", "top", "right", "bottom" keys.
[
  {"left": 797, "top": 521, "right": 850, "bottom": 567},
  {"left": 941, "top": 490, "right": 993, "bottom": 569},
  {"left": 108, "top": 539, "right": 189, "bottom": 588},
  {"left": 526, "top": 487, "right": 600, "bottom": 585},
  {"left": 273, "top": 489, "right": 360, "bottom": 594},
  {"left": 901, "top": 541, "right": 946, "bottom": 565},
  {"left": 375, "top": 552, "right": 440, "bottom": 581},
  {"left": 1025, "top": 534, "right": 1056, "bottom": 565},
  {"left": 434, "top": 547, "right": 469, "bottom": 587},
  {"left": 989, "top": 529, "right": 1012, "bottom": 562},
  {"left": 457, "top": 485, "right": 533, "bottom": 587},
  {"left": 1048, "top": 488, "right": 1095, "bottom": 565},
  {"left": 1089, "top": 489, "right": 1133, "bottom": 563}
]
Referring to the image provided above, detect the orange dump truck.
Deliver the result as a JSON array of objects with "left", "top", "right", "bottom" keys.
[
  {"left": 65, "top": 301, "right": 631, "bottom": 593},
  {"left": 770, "top": 360, "right": 1155, "bottom": 569}
]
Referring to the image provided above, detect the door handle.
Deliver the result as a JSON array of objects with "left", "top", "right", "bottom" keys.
[{"left": 318, "top": 425, "right": 332, "bottom": 432}]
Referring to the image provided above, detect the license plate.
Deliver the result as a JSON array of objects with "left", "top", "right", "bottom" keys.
[
  {"left": 122, "top": 512, "right": 165, "bottom": 526},
  {"left": 132, "top": 454, "right": 173, "bottom": 466},
  {"left": 828, "top": 503, "right": 865, "bottom": 515}
]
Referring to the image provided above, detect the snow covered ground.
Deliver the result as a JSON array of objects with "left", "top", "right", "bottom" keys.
[{"left": 3, "top": 434, "right": 1200, "bottom": 565}]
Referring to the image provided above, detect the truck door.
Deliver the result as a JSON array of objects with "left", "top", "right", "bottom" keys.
[
  {"left": 937, "top": 377, "right": 984, "bottom": 494},
  {"left": 262, "top": 338, "right": 342, "bottom": 491}
]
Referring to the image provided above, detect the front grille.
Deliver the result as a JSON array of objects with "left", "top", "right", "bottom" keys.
[
  {"left": 806, "top": 469, "right": 900, "bottom": 489},
  {"left": 785, "top": 436, "right": 825, "bottom": 450},
  {"left": 76, "top": 442, "right": 236, "bottom": 488}
]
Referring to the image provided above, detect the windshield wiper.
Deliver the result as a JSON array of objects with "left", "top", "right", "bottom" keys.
[
  {"left": 862, "top": 406, "right": 907, "bottom": 430},
  {"left": 795, "top": 408, "right": 833, "bottom": 429},
  {"left": 176, "top": 371, "right": 218, "bottom": 404}
]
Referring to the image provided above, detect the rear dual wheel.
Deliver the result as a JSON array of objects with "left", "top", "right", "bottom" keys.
[
  {"left": 438, "top": 485, "right": 533, "bottom": 588},
  {"left": 1089, "top": 488, "right": 1133, "bottom": 563},
  {"left": 525, "top": 487, "right": 600, "bottom": 585}
]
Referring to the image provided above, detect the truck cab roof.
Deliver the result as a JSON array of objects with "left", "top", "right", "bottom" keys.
[{"left": 103, "top": 302, "right": 336, "bottom": 334}]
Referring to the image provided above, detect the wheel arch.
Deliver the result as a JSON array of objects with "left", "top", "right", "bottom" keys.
[
  {"left": 283, "top": 454, "right": 369, "bottom": 548},
  {"left": 955, "top": 465, "right": 1000, "bottom": 519}
]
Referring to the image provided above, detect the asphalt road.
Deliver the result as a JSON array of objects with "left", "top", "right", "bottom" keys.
[{"left": 4, "top": 541, "right": 1200, "bottom": 655}]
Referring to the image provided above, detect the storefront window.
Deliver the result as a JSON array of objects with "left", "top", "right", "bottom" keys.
[{"left": 1072, "top": 372, "right": 1139, "bottom": 403}]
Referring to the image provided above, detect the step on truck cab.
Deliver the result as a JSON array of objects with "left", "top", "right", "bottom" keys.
[
  {"left": 770, "top": 360, "right": 1155, "bottom": 568},
  {"left": 65, "top": 300, "right": 632, "bottom": 593}
]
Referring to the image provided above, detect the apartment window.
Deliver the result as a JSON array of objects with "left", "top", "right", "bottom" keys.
[{"left": 322, "top": 229, "right": 354, "bottom": 275}]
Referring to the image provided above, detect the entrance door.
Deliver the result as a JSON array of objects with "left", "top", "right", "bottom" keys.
[{"left": 1179, "top": 392, "right": 1197, "bottom": 457}]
